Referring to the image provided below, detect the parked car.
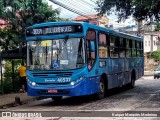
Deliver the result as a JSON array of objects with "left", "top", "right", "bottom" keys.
[{"left": 154, "top": 67, "right": 160, "bottom": 79}]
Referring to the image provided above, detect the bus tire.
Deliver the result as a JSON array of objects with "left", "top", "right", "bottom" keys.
[
  {"left": 95, "top": 78, "right": 105, "bottom": 100},
  {"left": 129, "top": 73, "right": 135, "bottom": 88},
  {"left": 52, "top": 96, "right": 62, "bottom": 103}
]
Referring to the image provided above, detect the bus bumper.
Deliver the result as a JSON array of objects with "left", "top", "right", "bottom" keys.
[{"left": 27, "top": 77, "right": 100, "bottom": 97}]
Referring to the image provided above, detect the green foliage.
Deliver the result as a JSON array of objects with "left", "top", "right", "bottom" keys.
[
  {"left": 150, "top": 51, "right": 160, "bottom": 62},
  {"left": 97, "top": 0, "right": 160, "bottom": 22},
  {"left": 155, "top": 23, "right": 160, "bottom": 31},
  {"left": 2, "top": 60, "right": 22, "bottom": 93},
  {"left": 0, "top": 0, "right": 61, "bottom": 50}
]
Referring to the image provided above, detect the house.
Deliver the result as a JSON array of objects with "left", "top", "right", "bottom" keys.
[
  {"left": 143, "top": 32, "right": 160, "bottom": 67},
  {"left": 73, "top": 14, "right": 109, "bottom": 27},
  {"left": 143, "top": 33, "right": 159, "bottom": 53}
]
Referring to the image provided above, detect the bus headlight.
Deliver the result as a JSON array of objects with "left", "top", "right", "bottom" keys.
[
  {"left": 71, "top": 75, "right": 86, "bottom": 86},
  {"left": 28, "top": 79, "right": 36, "bottom": 86},
  {"left": 70, "top": 81, "right": 75, "bottom": 86},
  {"left": 31, "top": 82, "right": 36, "bottom": 86}
]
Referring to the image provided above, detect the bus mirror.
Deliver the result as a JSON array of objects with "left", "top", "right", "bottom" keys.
[{"left": 90, "top": 41, "right": 95, "bottom": 52}]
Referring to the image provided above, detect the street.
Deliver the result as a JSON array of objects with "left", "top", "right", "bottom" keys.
[{"left": 1, "top": 76, "right": 160, "bottom": 120}]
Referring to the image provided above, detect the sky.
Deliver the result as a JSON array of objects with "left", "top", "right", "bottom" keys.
[{"left": 46, "top": 0, "right": 136, "bottom": 27}]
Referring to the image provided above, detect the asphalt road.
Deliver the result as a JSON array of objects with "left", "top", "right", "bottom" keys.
[{"left": 1, "top": 76, "right": 160, "bottom": 120}]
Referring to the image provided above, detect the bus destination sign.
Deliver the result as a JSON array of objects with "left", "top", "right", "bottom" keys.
[{"left": 26, "top": 25, "right": 83, "bottom": 36}]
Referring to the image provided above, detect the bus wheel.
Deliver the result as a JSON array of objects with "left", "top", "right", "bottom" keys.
[
  {"left": 95, "top": 78, "right": 105, "bottom": 99},
  {"left": 129, "top": 76, "right": 135, "bottom": 88},
  {"left": 52, "top": 96, "right": 62, "bottom": 103}
]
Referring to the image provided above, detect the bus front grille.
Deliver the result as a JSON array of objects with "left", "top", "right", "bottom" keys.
[
  {"left": 37, "top": 82, "right": 70, "bottom": 86},
  {"left": 32, "top": 72, "right": 73, "bottom": 78}
]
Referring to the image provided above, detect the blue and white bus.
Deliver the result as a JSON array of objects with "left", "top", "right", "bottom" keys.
[{"left": 26, "top": 21, "right": 144, "bottom": 102}]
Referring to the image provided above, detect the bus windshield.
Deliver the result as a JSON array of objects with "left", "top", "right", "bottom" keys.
[{"left": 27, "top": 38, "right": 85, "bottom": 70}]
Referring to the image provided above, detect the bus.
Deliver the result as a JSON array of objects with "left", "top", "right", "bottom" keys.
[{"left": 25, "top": 21, "right": 144, "bottom": 102}]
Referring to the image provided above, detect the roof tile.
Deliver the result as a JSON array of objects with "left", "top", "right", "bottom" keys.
[{"left": 74, "top": 14, "right": 98, "bottom": 21}]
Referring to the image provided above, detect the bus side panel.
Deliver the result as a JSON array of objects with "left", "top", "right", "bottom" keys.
[
  {"left": 108, "top": 74, "right": 118, "bottom": 89},
  {"left": 137, "top": 58, "right": 144, "bottom": 78},
  {"left": 128, "top": 58, "right": 144, "bottom": 80},
  {"left": 84, "top": 76, "right": 100, "bottom": 95},
  {"left": 124, "top": 71, "right": 131, "bottom": 84},
  {"left": 108, "top": 59, "right": 126, "bottom": 88}
]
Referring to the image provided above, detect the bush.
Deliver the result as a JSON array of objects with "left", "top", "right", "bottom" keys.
[{"left": 2, "top": 59, "right": 22, "bottom": 93}]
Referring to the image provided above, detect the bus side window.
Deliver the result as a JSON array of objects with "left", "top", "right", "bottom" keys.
[
  {"left": 119, "top": 38, "right": 125, "bottom": 58},
  {"left": 98, "top": 33, "right": 109, "bottom": 58},
  {"left": 110, "top": 35, "right": 119, "bottom": 58},
  {"left": 86, "top": 29, "right": 96, "bottom": 71},
  {"left": 126, "top": 39, "right": 132, "bottom": 57}
]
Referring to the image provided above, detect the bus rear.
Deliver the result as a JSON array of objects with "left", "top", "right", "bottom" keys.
[{"left": 25, "top": 22, "right": 101, "bottom": 101}]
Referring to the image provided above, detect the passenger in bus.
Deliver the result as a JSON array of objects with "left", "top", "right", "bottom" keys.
[{"left": 88, "top": 61, "right": 92, "bottom": 70}]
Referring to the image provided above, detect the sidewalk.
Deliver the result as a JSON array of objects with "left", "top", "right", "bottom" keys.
[{"left": 0, "top": 92, "right": 36, "bottom": 109}]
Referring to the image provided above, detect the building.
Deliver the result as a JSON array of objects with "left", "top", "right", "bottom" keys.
[
  {"left": 143, "top": 33, "right": 159, "bottom": 53},
  {"left": 143, "top": 32, "right": 160, "bottom": 68},
  {"left": 73, "top": 14, "right": 109, "bottom": 27}
]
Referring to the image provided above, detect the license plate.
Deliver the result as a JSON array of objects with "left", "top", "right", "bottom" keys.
[{"left": 48, "top": 89, "right": 58, "bottom": 93}]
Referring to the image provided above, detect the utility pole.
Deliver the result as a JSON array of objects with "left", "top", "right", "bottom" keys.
[{"left": 137, "top": 20, "right": 142, "bottom": 37}]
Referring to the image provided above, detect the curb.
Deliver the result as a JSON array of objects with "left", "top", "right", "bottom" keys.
[{"left": 0, "top": 97, "right": 37, "bottom": 109}]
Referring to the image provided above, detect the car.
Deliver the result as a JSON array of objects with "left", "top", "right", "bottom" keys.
[{"left": 154, "top": 67, "right": 160, "bottom": 79}]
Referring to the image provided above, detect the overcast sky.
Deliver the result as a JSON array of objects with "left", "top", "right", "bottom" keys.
[{"left": 46, "top": 0, "right": 136, "bottom": 27}]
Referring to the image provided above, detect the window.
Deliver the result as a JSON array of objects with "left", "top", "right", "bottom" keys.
[
  {"left": 110, "top": 35, "right": 119, "bottom": 58},
  {"left": 119, "top": 38, "right": 124, "bottom": 47},
  {"left": 126, "top": 39, "right": 132, "bottom": 58},
  {"left": 132, "top": 41, "right": 136, "bottom": 48},
  {"left": 132, "top": 40, "right": 136, "bottom": 57},
  {"left": 86, "top": 29, "right": 96, "bottom": 71},
  {"left": 136, "top": 41, "right": 141, "bottom": 57},
  {"left": 126, "top": 39, "right": 130, "bottom": 48},
  {"left": 110, "top": 36, "right": 118, "bottom": 47},
  {"left": 145, "top": 41, "right": 147, "bottom": 46},
  {"left": 110, "top": 47, "right": 119, "bottom": 57},
  {"left": 119, "top": 38, "right": 125, "bottom": 57},
  {"left": 98, "top": 33, "right": 109, "bottom": 58},
  {"left": 126, "top": 49, "right": 132, "bottom": 57},
  {"left": 148, "top": 41, "right": 150, "bottom": 46}
]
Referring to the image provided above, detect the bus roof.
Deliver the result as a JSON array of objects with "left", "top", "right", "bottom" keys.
[{"left": 26, "top": 21, "right": 143, "bottom": 41}]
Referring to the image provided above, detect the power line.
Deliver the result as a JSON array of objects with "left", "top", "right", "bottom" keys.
[
  {"left": 61, "top": 0, "right": 91, "bottom": 15},
  {"left": 90, "top": 0, "right": 96, "bottom": 4},
  {"left": 49, "top": 0, "right": 98, "bottom": 20},
  {"left": 72, "top": 0, "right": 96, "bottom": 14},
  {"left": 81, "top": 0, "right": 96, "bottom": 8}
]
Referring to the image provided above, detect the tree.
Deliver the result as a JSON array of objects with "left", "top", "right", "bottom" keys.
[
  {"left": 155, "top": 22, "right": 160, "bottom": 31},
  {"left": 96, "top": 0, "right": 160, "bottom": 22},
  {"left": 0, "top": 0, "right": 61, "bottom": 50},
  {"left": 150, "top": 51, "right": 160, "bottom": 65}
]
